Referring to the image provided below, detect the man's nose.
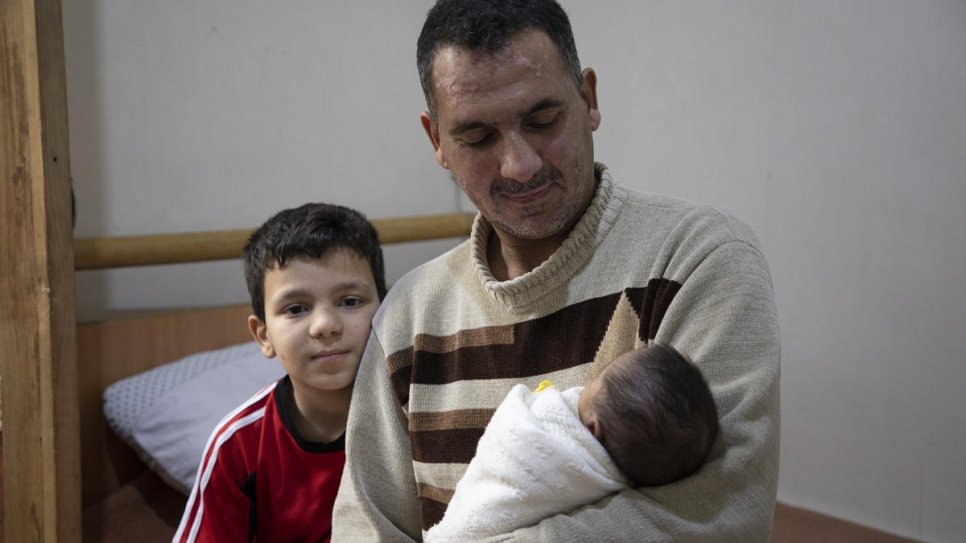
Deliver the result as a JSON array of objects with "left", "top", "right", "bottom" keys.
[{"left": 499, "top": 132, "right": 542, "bottom": 184}]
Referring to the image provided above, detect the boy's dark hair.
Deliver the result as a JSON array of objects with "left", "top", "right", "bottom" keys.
[
  {"left": 592, "top": 343, "right": 720, "bottom": 487},
  {"left": 243, "top": 203, "right": 387, "bottom": 321},
  {"left": 417, "top": 0, "right": 583, "bottom": 121}
]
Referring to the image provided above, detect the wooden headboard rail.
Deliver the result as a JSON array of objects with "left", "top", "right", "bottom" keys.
[
  {"left": 75, "top": 212, "right": 477, "bottom": 270},
  {"left": 73, "top": 211, "right": 476, "bottom": 508}
]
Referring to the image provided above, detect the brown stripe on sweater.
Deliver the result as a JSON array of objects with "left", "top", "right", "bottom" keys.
[
  {"left": 386, "top": 327, "right": 516, "bottom": 377},
  {"left": 417, "top": 482, "right": 455, "bottom": 505},
  {"left": 410, "top": 409, "right": 494, "bottom": 432},
  {"left": 420, "top": 497, "right": 448, "bottom": 533},
  {"left": 386, "top": 347, "right": 414, "bottom": 375},
  {"left": 411, "top": 427, "right": 486, "bottom": 464},
  {"left": 400, "top": 283, "right": 684, "bottom": 532},
  {"left": 404, "top": 293, "right": 624, "bottom": 386},
  {"left": 415, "top": 326, "right": 515, "bottom": 353},
  {"left": 626, "top": 279, "right": 682, "bottom": 341},
  {"left": 387, "top": 348, "right": 414, "bottom": 407}
]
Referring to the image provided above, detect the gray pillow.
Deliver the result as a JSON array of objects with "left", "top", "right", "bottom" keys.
[{"left": 102, "top": 342, "right": 285, "bottom": 494}]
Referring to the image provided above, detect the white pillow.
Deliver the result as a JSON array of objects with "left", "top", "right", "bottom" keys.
[{"left": 102, "top": 342, "right": 285, "bottom": 494}]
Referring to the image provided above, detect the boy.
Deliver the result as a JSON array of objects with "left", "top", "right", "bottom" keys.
[
  {"left": 425, "top": 343, "right": 719, "bottom": 542},
  {"left": 174, "top": 202, "right": 386, "bottom": 543}
]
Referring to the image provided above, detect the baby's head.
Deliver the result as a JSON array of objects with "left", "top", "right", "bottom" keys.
[{"left": 577, "top": 343, "right": 719, "bottom": 487}]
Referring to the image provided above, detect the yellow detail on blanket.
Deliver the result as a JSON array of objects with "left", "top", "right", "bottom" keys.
[{"left": 533, "top": 380, "right": 556, "bottom": 394}]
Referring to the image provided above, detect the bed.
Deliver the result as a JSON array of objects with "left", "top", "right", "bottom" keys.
[
  {"left": 2, "top": 9, "right": 476, "bottom": 539},
  {"left": 72, "top": 213, "right": 475, "bottom": 542}
]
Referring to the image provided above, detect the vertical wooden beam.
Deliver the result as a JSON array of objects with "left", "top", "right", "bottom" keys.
[{"left": 1, "top": 0, "right": 81, "bottom": 541}]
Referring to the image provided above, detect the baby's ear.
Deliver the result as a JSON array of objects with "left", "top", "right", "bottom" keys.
[
  {"left": 248, "top": 315, "right": 276, "bottom": 358},
  {"left": 584, "top": 415, "right": 604, "bottom": 441}
]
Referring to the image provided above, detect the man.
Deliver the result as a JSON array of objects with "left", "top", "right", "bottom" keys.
[{"left": 333, "top": 1, "right": 780, "bottom": 541}]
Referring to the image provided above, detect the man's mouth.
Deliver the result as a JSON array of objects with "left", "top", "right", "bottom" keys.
[{"left": 504, "top": 182, "right": 552, "bottom": 203}]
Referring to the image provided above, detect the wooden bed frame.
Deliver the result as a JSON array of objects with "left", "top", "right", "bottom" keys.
[
  {"left": 12, "top": 202, "right": 473, "bottom": 541},
  {"left": 2, "top": 6, "right": 475, "bottom": 541},
  {"left": 73, "top": 213, "right": 475, "bottom": 508}
]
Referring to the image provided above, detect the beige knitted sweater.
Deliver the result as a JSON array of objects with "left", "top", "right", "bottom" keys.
[{"left": 333, "top": 166, "right": 781, "bottom": 543}]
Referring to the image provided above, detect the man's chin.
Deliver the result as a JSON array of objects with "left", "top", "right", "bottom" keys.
[{"left": 492, "top": 215, "right": 571, "bottom": 242}]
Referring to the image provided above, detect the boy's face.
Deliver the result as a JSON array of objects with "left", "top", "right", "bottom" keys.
[{"left": 249, "top": 251, "right": 380, "bottom": 397}]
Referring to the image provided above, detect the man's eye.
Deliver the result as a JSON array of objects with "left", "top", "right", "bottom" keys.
[
  {"left": 458, "top": 131, "right": 493, "bottom": 148},
  {"left": 341, "top": 297, "right": 363, "bottom": 308},
  {"left": 528, "top": 112, "right": 559, "bottom": 129}
]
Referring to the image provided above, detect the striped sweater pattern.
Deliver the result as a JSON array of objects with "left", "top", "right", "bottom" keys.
[{"left": 334, "top": 166, "right": 781, "bottom": 542}]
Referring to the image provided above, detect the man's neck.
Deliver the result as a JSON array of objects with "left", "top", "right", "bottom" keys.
[{"left": 486, "top": 229, "right": 569, "bottom": 281}]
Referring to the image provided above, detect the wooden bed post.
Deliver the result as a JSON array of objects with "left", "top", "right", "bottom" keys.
[{"left": 1, "top": 0, "right": 82, "bottom": 541}]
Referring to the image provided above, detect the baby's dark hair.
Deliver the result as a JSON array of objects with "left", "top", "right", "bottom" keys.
[
  {"left": 243, "top": 203, "right": 387, "bottom": 321},
  {"left": 592, "top": 343, "right": 720, "bottom": 487},
  {"left": 417, "top": 0, "right": 582, "bottom": 121}
]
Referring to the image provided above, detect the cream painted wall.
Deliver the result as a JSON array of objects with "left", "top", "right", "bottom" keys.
[
  {"left": 65, "top": 0, "right": 461, "bottom": 321},
  {"left": 64, "top": 2, "right": 966, "bottom": 541}
]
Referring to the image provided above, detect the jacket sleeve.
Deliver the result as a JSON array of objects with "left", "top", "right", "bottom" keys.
[
  {"left": 493, "top": 240, "right": 782, "bottom": 543},
  {"left": 332, "top": 333, "right": 424, "bottom": 542},
  {"left": 174, "top": 425, "right": 253, "bottom": 542}
]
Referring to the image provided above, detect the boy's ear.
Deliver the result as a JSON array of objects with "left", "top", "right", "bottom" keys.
[{"left": 248, "top": 315, "right": 276, "bottom": 358}]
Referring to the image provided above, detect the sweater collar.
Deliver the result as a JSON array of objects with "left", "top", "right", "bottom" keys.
[{"left": 471, "top": 163, "right": 624, "bottom": 309}]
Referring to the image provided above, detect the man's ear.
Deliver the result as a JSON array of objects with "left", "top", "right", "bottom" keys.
[
  {"left": 248, "top": 315, "right": 276, "bottom": 358},
  {"left": 420, "top": 111, "right": 450, "bottom": 169},
  {"left": 579, "top": 67, "right": 601, "bottom": 131}
]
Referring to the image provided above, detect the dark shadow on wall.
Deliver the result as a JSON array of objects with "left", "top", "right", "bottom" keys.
[{"left": 64, "top": 0, "right": 109, "bottom": 323}]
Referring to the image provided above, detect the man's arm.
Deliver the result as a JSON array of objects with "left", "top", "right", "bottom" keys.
[
  {"left": 333, "top": 333, "right": 424, "bottom": 542},
  {"left": 491, "top": 240, "right": 781, "bottom": 543}
]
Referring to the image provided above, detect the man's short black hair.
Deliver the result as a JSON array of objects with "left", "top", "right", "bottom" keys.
[
  {"left": 417, "top": 0, "right": 583, "bottom": 121},
  {"left": 243, "top": 202, "right": 387, "bottom": 321}
]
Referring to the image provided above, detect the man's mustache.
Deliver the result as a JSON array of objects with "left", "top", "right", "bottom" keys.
[{"left": 491, "top": 169, "right": 563, "bottom": 196}]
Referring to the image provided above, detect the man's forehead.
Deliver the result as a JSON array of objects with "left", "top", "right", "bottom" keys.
[
  {"left": 430, "top": 31, "right": 569, "bottom": 119},
  {"left": 432, "top": 28, "right": 562, "bottom": 75}
]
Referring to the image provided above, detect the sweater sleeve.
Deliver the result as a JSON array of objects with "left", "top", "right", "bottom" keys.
[
  {"left": 494, "top": 240, "right": 782, "bottom": 543},
  {"left": 332, "top": 333, "right": 424, "bottom": 542}
]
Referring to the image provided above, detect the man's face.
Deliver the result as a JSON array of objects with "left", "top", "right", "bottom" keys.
[{"left": 421, "top": 30, "right": 601, "bottom": 245}]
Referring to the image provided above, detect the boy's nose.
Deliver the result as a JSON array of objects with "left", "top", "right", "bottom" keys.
[{"left": 309, "top": 308, "right": 342, "bottom": 338}]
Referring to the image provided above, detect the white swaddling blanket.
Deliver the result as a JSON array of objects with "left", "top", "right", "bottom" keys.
[{"left": 425, "top": 383, "right": 628, "bottom": 542}]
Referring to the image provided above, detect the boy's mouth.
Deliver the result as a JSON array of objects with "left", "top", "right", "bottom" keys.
[{"left": 311, "top": 349, "right": 350, "bottom": 362}]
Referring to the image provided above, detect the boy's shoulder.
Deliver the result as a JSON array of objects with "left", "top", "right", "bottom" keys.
[{"left": 209, "top": 381, "right": 278, "bottom": 446}]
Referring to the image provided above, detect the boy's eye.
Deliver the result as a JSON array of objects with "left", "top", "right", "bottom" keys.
[
  {"left": 283, "top": 304, "right": 308, "bottom": 316},
  {"left": 341, "top": 297, "right": 364, "bottom": 308}
]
